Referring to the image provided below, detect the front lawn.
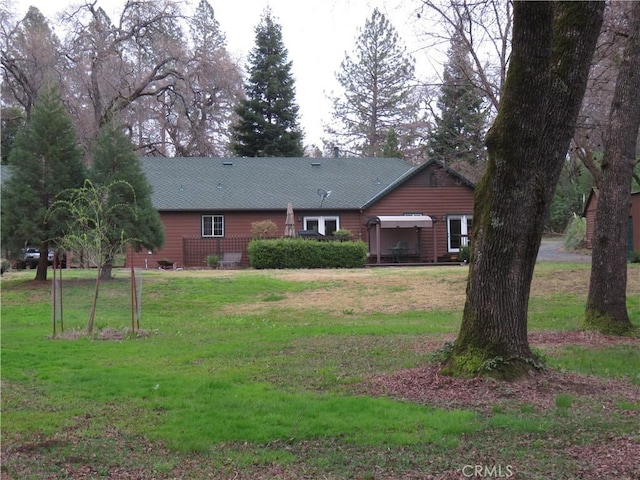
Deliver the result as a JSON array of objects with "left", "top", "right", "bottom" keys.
[{"left": 1, "top": 265, "right": 638, "bottom": 479}]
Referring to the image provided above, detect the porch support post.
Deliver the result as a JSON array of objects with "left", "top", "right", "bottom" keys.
[
  {"left": 376, "top": 223, "right": 381, "bottom": 264},
  {"left": 432, "top": 221, "right": 438, "bottom": 263}
]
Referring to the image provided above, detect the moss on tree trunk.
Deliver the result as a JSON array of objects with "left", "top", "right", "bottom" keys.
[
  {"left": 584, "top": 2, "right": 640, "bottom": 336},
  {"left": 445, "top": 2, "right": 605, "bottom": 379}
]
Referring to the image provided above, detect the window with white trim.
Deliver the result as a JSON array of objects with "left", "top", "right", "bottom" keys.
[
  {"left": 202, "top": 215, "right": 224, "bottom": 237},
  {"left": 447, "top": 214, "right": 472, "bottom": 252},
  {"left": 303, "top": 216, "right": 339, "bottom": 235}
]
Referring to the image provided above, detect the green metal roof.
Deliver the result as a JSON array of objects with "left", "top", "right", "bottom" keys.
[{"left": 140, "top": 157, "right": 415, "bottom": 211}]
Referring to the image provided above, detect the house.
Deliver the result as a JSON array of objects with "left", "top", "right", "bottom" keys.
[
  {"left": 125, "top": 157, "right": 476, "bottom": 268},
  {"left": 583, "top": 188, "right": 640, "bottom": 254}
]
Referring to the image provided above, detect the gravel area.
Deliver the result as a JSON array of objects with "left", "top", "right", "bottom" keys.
[{"left": 537, "top": 237, "right": 591, "bottom": 263}]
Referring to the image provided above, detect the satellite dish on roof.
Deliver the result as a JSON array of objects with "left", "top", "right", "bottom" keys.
[{"left": 317, "top": 188, "right": 332, "bottom": 207}]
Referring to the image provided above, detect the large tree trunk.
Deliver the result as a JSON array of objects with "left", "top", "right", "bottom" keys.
[
  {"left": 99, "top": 257, "right": 114, "bottom": 281},
  {"left": 585, "top": 3, "right": 640, "bottom": 335},
  {"left": 444, "top": 1, "right": 604, "bottom": 379},
  {"left": 34, "top": 240, "right": 49, "bottom": 282}
]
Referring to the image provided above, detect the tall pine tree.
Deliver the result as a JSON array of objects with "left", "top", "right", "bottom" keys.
[
  {"left": 428, "top": 26, "right": 487, "bottom": 167},
  {"left": 326, "top": 8, "right": 418, "bottom": 157},
  {"left": 231, "top": 9, "right": 303, "bottom": 157},
  {"left": 1, "top": 85, "right": 86, "bottom": 281}
]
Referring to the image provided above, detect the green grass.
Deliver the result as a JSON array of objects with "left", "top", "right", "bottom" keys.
[
  {"left": 2, "top": 266, "right": 639, "bottom": 479},
  {"left": 555, "top": 393, "right": 575, "bottom": 409},
  {"left": 547, "top": 344, "right": 640, "bottom": 384}
]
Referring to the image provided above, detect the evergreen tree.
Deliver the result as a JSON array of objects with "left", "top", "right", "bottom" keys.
[
  {"left": 231, "top": 9, "right": 303, "bottom": 157},
  {"left": 326, "top": 8, "right": 418, "bottom": 157},
  {"left": 190, "top": 0, "right": 226, "bottom": 52},
  {"left": 382, "top": 128, "right": 402, "bottom": 158},
  {"left": 428, "top": 27, "right": 487, "bottom": 167},
  {"left": 1, "top": 107, "right": 25, "bottom": 164},
  {"left": 1, "top": 85, "right": 86, "bottom": 281},
  {"left": 89, "top": 120, "right": 165, "bottom": 279}
]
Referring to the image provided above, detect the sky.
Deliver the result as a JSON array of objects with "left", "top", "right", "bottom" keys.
[{"left": 14, "top": 0, "right": 441, "bottom": 149}]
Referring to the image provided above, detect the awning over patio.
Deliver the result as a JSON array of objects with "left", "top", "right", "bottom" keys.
[
  {"left": 371, "top": 215, "right": 433, "bottom": 228},
  {"left": 367, "top": 215, "right": 435, "bottom": 264}
]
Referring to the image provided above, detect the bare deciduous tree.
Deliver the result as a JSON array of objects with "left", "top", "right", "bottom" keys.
[
  {"left": 61, "top": 0, "right": 184, "bottom": 155},
  {"left": 416, "top": 0, "right": 512, "bottom": 114},
  {"left": 572, "top": 1, "right": 640, "bottom": 188},
  {"left": 164, "top": 0, "right": 244, "bottom": 157},
  {"left": 0, "top": 6, "right": 62, "bottom": 115}
]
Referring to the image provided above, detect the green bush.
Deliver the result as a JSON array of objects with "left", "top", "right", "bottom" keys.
[
  {"left": 248, "top": 238, "right": 367, "bottom": 269},
  {"left": 333, "top": 228, "right": 352, "bottom": 240},
  {"left": 458, "top": 245, "right": 471, "bottom": 263},
  {"left": 250, "top": 220, "right": 278, "bottom": 239},
  {"left": 563, "top": 214, "right": 586, "bottom": 251},
  {"left": 206, "top": 254, "right": 219, "bottom": 267}
]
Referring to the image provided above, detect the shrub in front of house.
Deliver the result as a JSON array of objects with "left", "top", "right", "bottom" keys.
[
  {"left": 248, "top": 238, "right": 367, "bottom": 269},
  {"left": 251, "top": 220, "right": 278, "bottom": 239}
]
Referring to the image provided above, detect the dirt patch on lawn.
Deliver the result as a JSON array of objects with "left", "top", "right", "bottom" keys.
[
  {"left": 222, "top": 266, "right": 639, "bottom": 316},
  {"left": 224, "top": 267, "right": 469, "bottom": 315}
]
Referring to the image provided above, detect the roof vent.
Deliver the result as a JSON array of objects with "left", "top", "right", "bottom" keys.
[
  {"left": 310, "top": 162, "right": 321, "bottom": 167},
  {"left": 222, "top": 161, "right": 233, "bottom": 166}
]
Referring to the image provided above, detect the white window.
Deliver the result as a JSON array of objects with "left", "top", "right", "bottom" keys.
[
  {"left": 447, "top": 215, "right": 472, "bottom": 252},
  {"left": 303, "top": 216, "right": 339, "bottom": 235},
  {"left": 202, "top": 215, "right": 224, "bottom": 237}
]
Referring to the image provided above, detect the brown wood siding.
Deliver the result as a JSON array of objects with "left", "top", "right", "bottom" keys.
[
  {"left": 363, "top": 171, "right": 475, "bottom": 263},
  {"left": 403, "top": 164, "right": 469, "bottom": 188},
  {"left": 584, "top": 191, "right": 640, "bottom": 251},
  {"left": 130, "top": 211, "right": 199, "bottom": 268},
  {"left": 129, "top": 210, "right": 371, "bottom": 269}
]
